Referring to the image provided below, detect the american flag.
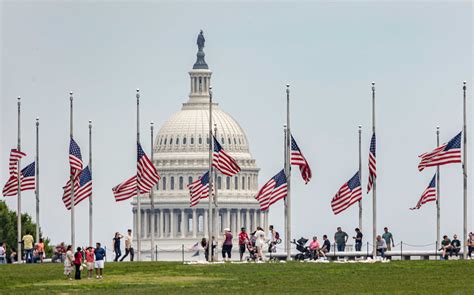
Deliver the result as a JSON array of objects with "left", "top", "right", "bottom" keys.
[
  {"left": 418, "top": 132, "right": 462, "bottom": 172},
  {"left": 188, "top": 171, "right": 210, "bottom": 207},
  {"left": 213, "top": 136, "right": 241, "bottom": 176},
  {"left": 255, "top": 169, "right": 287, "bottom": 211},
  {"left": 2, "top": 161, "right": 36, "bottom": 196},
  {"left": 62, "top": 166, "right": 92, "bottom": 210},
  {"left": 8, "top": 149, "right": 26, "bottom": 175},
  {"left": 69, "top": 138, "right": 83, "bottom": 179},
  {"left": 291, "top": 135, "right": 312, "bottom": 184},
  {"left": 367, "top": 133, "right": 376, "bottom": 193},
  {"left": 137, "top": 143, "right": 160, "bottom": 193},
  {"left": 112, "top": 175, "right": 137, "bottom": 202},
  {"left": 410, "top": 174, "right": 436, "bottom": 210},
  {"left": 331, "top": 172, "right": 362, "bottom": 215}
]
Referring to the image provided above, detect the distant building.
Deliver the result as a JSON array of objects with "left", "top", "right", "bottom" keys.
[{"left": 132, "top": 32, "right": 266, "bottom": 256}]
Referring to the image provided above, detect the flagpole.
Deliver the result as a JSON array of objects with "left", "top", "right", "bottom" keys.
[
  {"left": 89, "top": 120, "right": 93, "bottom": 248},
  {"left": 462, "top": 81, "right": 468, "bottom": 259},
  {"left": 358, "top": 125, "right": 362, "bottom": 232},
  {"left": 213, "top": 123, "right": 218, "bottom": 262},
  {"left": 136, "top": 88, "right": 141, "bottom": 262},
  {"left": 207, "top": 86, "right": 214, "bottom": 262},
  {"left": 283, "top": 124, "right": 287, "bottom": 253},
  {"left": 285, "top": 84, "right": 292, "bottom": 261},
  {"left": 35, "top": 117, "right": 40, "bottom": 243},
  {"left": 70, "top": 91, "right": 76, "bottom": 251},
  {"left": 17, "top": 97, "right": 22, "bottom": 260},
  {"left": 150, "top": 121, "right": 155, "bottom": 261},
  {"left": 436, "top": 126, "right": 440, "bottom": 250},
  {"left": 371, "top": 82, "right": 376, "bottom": 257}
]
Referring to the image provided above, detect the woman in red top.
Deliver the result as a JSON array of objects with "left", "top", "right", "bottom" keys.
[{"left": 74, "top": 247, "right": 83, "bottom": 280}]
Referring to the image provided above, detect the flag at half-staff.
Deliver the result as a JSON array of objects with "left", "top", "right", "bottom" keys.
[
  {"left": 3, "top": 149, "right": 26, "bottom": 196},
  {"left": 367, "top": 133, "right": 376, "bottom": 193},
  {"left": 7, "top": 149, "right": 26, "bottom": 175},
  {"left": 410, "top": 174, "right": 437, "bottom": 210},
  {"left": 331, "top": 172, "right": 362, "bottom": 215},
  {"left": 255, "top": 169, "right": 287, "bottom": 211},
  {"left": 188, "top": 171, "right": 210, "bottom": 207},
  {"left": 418, "top": 132, "right": 462, "bottom": 171},
  {"left": 62, "top": 166, "right": 92, "bottom": 210},
  {"left": 212, "top": 136, "right": 240, "bottom": 176},
  {"left": 112, "top": 143, "right": 160, "bottom": 202},
  {"left": 2, "top": 161, "right": 35, "bottom": 196},
  {"left": 69, "top": 138, "right": 83, "bottom": 179},
  {"left": 290, "top": 135, "right": 312, "bottom": 184}
]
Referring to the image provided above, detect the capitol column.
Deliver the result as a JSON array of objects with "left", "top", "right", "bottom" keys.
[
  {"left": 264, "top": 211, "right": 269, "bottom": 232},
  {"left": 204, "top": 210, "right": 208, "bottom": 237},
  {"left": 144, "top": 210, "right": 148, "bottom": 239},
  {"left": 181, "top": 209, "right": 186, "bottom": 238},
  {"left": 159, "top": 209, "right": 164, "bottom": 238},
  {"left": 237, "top": 209, "right": 241, "bottom": 232},
  {"left": 253, "top": 210, "right": 258, "bottom": 228},
  {"left": 192, "top": 209, "right": 197, "bottom": 238},
  {"left": 170, "top": 210, "right": 175, "bottom": 238},
  {"left": 246, "top": 209, "right": 250, "bottom": 230},
  {"left": 226, "top": 209, "right": 231, "bottom": 230}
]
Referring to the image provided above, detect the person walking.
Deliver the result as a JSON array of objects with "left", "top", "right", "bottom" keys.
[
  {"left": 120, "top": 229, "right": 134, "bottom": 262},
  {"left": 64, "top": 245, "right": 74, "bottom": 280},
  {"left": 113, "top": 232, "right": 123, "bottom": 262},
  {"left": 0, "top": 242, "right": 6, "bottom": 264},
  {"left": 353, "top": 228, "right": 363, "bottom": 252},
  {"left": 73, "top": 247, "right": 83, "bottom": 280},
  {"left": 85, "top": 247, "right": 95, "bottom": 279},
  {"left": 334, "top": 227, "right": 348, "bottom": 252},
  {"left": 382, "top": 227, "right": 395, "bottom": 251},
  {"left": 37, "top": 238, "right": 45, "bottom": 263},
  {"left": 22, "top": 231, "right": 34, "bottom": 263},
  {"left": 94, "top": 242, "right": 106, "bottom": 279},
  {"left": 222, "top": 228, "right": 233, "bottom": 261},
  {"left": 255, "top": 226, "right": 266, "bottom": 261},
  {"left": 238, "top": 227, "right": 249, "bottom": 261}
]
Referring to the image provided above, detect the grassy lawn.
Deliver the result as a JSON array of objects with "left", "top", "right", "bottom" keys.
[{"left": 0, "top": 260, "right": 472, "bottom": 294}]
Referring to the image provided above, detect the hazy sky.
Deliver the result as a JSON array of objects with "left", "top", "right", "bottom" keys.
[{"left": 1, "top": 1, "right": 472, "bottom": 252}]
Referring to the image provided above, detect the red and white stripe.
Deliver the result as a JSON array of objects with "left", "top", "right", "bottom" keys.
[
  {"left": 2, "top": 175, "right": 34, "bottom": 196},
  {"left": 62, "top": 179, "right": 92, "bottom": 210},
  {"left": 188, "top": 179, "right": 209, "bottom": 207},
  {"left": 137, "top": 155, "right": 160, "bottom": 193},
  {"left": 418, "top": 145, "right": 461, "bottom": 171},
  {"left": 213, "top": 150, "right": 241, "bottom": 177},
  {"left": 112, "top": 175, "right": 137, "bottom": 202},
  {"left": 8, "top": 149, "right": 26, "bottom": 175},
  {"left": 331, "top": 183, "right": 362, "bottom": 215},
  {"left": 255, "top": 180, "right": 287, "bottom": 212}
]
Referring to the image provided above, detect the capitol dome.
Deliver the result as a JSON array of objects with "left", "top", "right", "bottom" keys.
[{"left": 132, "top": 32, "right": 266, "bottom": 257}]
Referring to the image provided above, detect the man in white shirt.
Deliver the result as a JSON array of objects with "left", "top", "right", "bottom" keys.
[
  {"left": 376, "top": 235, "right": 387, "bottom": 259},
  {"left": 120, "top": 229, "right": 134, "bottom": 262}
]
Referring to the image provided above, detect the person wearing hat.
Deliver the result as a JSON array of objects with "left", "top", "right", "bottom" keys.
[
  {"left": 222, "top": 228, "right": 233, "bottom": 261},
  {"left": 238, "top": 227, "right": 249, "bottom": 261}
]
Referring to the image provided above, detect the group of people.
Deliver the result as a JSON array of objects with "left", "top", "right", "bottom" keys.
[
  {"left": 112, "top": 229, "right": 135, "bottom": 262},
  {"left": 200, "top": 225, "right": 280, "bottom": 262},
  {"left": 0, "top": 232, "right": 46, "bottom": 264},
  {"left": 63, "top": 243, "right": 106, "bottom": 280},
  {"left": 439, "top": 233, "right": 474, "bottom": 260}
]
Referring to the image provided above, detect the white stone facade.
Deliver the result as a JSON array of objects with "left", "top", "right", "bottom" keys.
[{"left": 132, "top": 41, "right": 267, "bottom": 255}]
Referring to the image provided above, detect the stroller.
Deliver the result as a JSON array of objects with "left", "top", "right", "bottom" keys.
[
  {"left": 291, "top": 237, "right": 312, "bottom": 261},
  {"left": 246, "top": 235, "right": 258, "bottom": 262}
]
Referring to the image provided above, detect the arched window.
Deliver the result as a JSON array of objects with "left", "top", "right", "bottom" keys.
[
  {"left": 242, "top": 176, "right": 245, "bottom": 190},
  {"left": 198, "top": 137, "right": 202, "bottom": 144},
  {"left": 179, "top": 176, "right": 184, "bottom": 190},
  {"left": 248, "top": 176, "right": 251, "bottom": 190},
  {"left": 160, "top": 138, "right": 163, "bottom": 145},
  {"left": 234, "top": 138, "right": 237, "bottom": 144},
  {"left": 221, "top": 137, "right": 225, "bottom": 144},
  {"left": 170, "top": 138, "right": 173, "bottom": 145},
  {"left": 217, "top": 176, "right": 222, "bottom": 190},
  {"left": 183, "top": 137, "right": 187, "bottom": 145},
  {"left": 176, "top": 137, "right": 180, "bottom": 145},
  {"left": 162, "top": 177, "right": 167, "bottom": 190},
  {"left": 234, "top": 176, "right": 238, "bottom": 190},
  {"left": 188, "top": 176, "right": 193, "bottom": 185},
  {"left": 206, "top": 136, "right": 209, "bottom": 144},
  {"left": 239, "top": 138, "right": 241, "bottom": 144},
  {"left": 228, "top": 138, "right": 231, "bottom": 145},
  {"left": 226, "top": 177, "right": 230, "bottom": 190},
  {"left": 191, "top": 137, "right": 194, "bottom": 144},
  {"left": 170, "top": 176, "right": 175, "bottom": 190},
  {"left": 164, "top": 138, "right": 167, "bottom": 145}
]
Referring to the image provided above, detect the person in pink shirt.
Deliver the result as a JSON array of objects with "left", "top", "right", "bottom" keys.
[
  {"left": 309, "top": 236, "right": 325, "bottom": 260},
  {"left": 85, "top": 247, "right": 95, "bottom": 279}
]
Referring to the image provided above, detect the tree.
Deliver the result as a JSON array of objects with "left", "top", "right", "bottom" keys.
[{"left": 0, "top": 200, "right": 52, "bottom": 262}]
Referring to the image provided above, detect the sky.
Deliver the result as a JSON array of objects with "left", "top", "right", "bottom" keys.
[{"left": 0, "top": 1, "right": 472, "bottom": 253}]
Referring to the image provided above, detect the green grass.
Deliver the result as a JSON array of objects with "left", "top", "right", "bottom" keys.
[{"left": 0, "top": 260, "right": 472, "bottom": 294}]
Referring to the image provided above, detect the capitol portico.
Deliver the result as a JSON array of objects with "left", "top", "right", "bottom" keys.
[{"left": 132, "top": 32, "right": 267, "bottom": 255}]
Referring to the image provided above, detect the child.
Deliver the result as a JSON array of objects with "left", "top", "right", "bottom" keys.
[
  {"left": 74, "top": 247, "right": 83, "bottom": 280},
  {"left": 64, "top": 245, "right": 73, "bottom": 280},
  {"left": 85, "top": 247, "right": 95, "bottom": 279},
  {"left": 37, "top": 238, "right": 45, "bottom": 263}
]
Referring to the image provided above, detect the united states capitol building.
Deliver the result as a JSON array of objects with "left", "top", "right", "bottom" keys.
[{"left": 132, "top": 32, "right": 267, "bottom": 256}]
